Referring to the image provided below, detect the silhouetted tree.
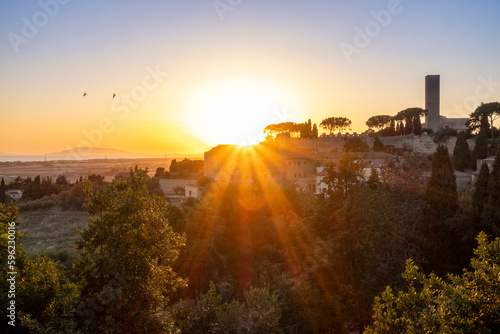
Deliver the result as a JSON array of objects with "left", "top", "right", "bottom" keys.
[
  {"left": 472, "top": 163, "right": 490, "bottom": 219},
  {"left": 452, "top": 131, "right": 471, "bottom": 172},
  {"left": 170, "top": 159, "right": 178, "bottom": 173},
  {"left": 312, "top": 123, "right": 318, "bottom": 138},
  {"left": 422, "top": 145, "right": 458, "bottom": 274},
  {"left": 424, "top": 145, "right": 458, "bottom": 223},
  {"left": 468, "top": 102, "right": 500, "bottom": 138},
  {"left": 413, "top": 116, "right": 422, "bottom": 135},
  {"left": 56, "top": 175, "right": 69, "bottom": 187},
  {"left": 388, "top": 118, "right": 396, "bottom": 136},
  {"left": 263, "top": 122, "right": 296, "bottom": 138},
  {"left": 404, "top": 117, "right": 413, "bottom": 135},
  {"left": 304, "top": 119, "right": 313, "bottom": 138},
  {"left": 366, "top": 115, "right": 392, "bottom": 132},
  {"left": 41, "top": 177, "right": 56, "bottom": 197},
  {"left": 32, "top": 176, "right": 42, "bottom": 200},
  {"left": 154, "top": 167, "right": 170, "bottom": 178},
  {"left": 472, "top": 128, "right": 489, "bottom": 170},
  {"left": 319, "top": 117, "right": 352, "bottom": 135},
  {"left": 481, "top": 146, "right": 500, "bottom": 236},
  {"left": 76, "top": 169, "right": 185, "bottom": 333},
  {"left": 0, "top": 179, "right": 6, "bottom": 203}
]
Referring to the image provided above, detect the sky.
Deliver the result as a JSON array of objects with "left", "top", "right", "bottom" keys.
[{"left": 1, "top": 0, "right": 500, "bottom": 156}]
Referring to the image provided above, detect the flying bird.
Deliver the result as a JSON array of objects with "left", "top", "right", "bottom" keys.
[
  {"left": 83, "top": 92, "right": 87, "bottom": 97},
  {"left": 112, "top": 93, "right": 116, "bottom": 98}
]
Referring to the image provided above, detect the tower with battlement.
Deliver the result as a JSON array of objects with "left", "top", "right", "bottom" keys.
[{"left": 425, "top": 75, "right": 440, "bottom": 131}]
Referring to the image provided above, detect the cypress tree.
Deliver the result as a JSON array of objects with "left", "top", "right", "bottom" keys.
[
  {"left": 424, "top": 145, "right": 458, "bottom": 223},
  {"left": 472, "top": 128, "right": 489, "bottom": 170},
  {"left": 389, "top": 118, "right": 396, "bottom": 136},
  {"left": 32, "top": 176, "right": 42, "bottom": 200},
  {"left": 472, "top": 163, "right": 490, "bottom": 219},
  {"left": 367, "top": 168, "right": 380, "bottom": 190},
  {"left": 404, "top": 117, "right": 413, "bottom": 135},
  {"left": 0, "top": 178, "right": 6, "bottom": 203},
  {"left": 422, "top": 145, "right": 458, "bottom": 274},
  {"left": 413, "top": 116, "right": 422, "bottom": 135},
  {"left": 452, "top": 131, "right": 471, "bottom": 172},
  {"left": 482, "top": 146, "right": 500, "bottom": 236},
  {"left": 312, "top": 123, "right": 318, "bottom": 138}
]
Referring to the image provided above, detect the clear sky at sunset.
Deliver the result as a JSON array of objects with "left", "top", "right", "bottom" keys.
[{"left": 1, "top": 0, "right": 500, "bottom": 156}]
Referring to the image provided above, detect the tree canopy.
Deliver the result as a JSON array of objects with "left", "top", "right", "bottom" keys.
[
  {"left": 366, "top": 115, "right": 392, "bottom": 131},
  {"left": 366, "top": 232, "right": 500, "bottom": 333},
  {"left": 468, "top": 102, "right": 500, "bottom": 137},
  {"left": 76, "top": 168, "right": 186, "bottom": 333},
  {"left": 452, "top": 130, "right": 471, "bottom": 172},
  {"left": 319, "top": 117, "right": 352, "bottom": 134}
]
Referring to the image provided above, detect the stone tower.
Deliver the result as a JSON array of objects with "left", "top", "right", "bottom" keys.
[{"left": 425, "top": 75, "right": 440, "bottom": 131}]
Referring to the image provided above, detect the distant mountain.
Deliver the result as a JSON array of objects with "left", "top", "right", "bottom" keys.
[{"left": 45, "top": 147, "right": 146, "bottom": 158}]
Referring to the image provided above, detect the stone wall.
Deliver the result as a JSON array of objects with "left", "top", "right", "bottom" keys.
[
  {"left": 378, "top": 134, "right": 474, "bottom": 156},
  {"left": 281, "top": 134, "right": 474, "bottom": 156}
]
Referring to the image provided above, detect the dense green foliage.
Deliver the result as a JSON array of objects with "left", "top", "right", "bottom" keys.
[
  {"left": 482, "top": 147, "right": 500, "bottom": 235},
  {"left": 365, "top": 232, "right": 500, "bottom": 333},
  {"left": 424, "top": 145, "right": 458, "bottom": 222},
  {"left": 468, "top": 102, "right": 500, "bottom": 138},
  {"left": 320, "top": 117, "right": 352, "bottom": 134},
  {"left": 472, "top": 128, "right": 489, "bottom": 169},
  {"left": 366, "top": 108, "right": 425, "bottom": 137},
  {"left": 75, "top": 169, "right": 185, "bottom": 333},
  {"left": 366, "top": 115, "right": 392, "bottom": 131},
  {"left": 4, "top": 148, "right": 500, "bottom": 333},
  {"left": 452, "top": 130, "right": 471, "bottom": 171}
]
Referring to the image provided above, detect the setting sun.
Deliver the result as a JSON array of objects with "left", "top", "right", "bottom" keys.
[{"left": 183, "top": 77, "right": 301, "bottom": 147}]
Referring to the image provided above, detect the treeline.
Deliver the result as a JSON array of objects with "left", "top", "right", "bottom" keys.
[
  {"left": 1, "top": 147, "right": 500, "bottom": 333},
  {"left": 366, "top": 107, "right": 425, "bottom": 137},
  {"left": 366, "top": 102, "right": 500, "bottom": 139},
  {"left": 264, "top": 119, "right": 319, "bottom": 139},
  {"left": 154, "top": 158, "right": 204, "bottom": 179},
  {"left": 452, "top": 128, "right": 500, "bottom": 172},
  {"left": 0, "top": 174, "right": 106, "bottom": 211}
]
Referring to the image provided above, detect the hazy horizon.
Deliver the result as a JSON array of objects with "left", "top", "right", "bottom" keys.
[{"left": 1, "top": 0, "right": 500, "bottom": 155}]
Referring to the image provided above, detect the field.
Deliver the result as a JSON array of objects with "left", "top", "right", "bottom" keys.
[
  {"left": 0, "top": 157, "right": 189, "bottom": 184},
  {"left": 18, "top": 207, "right": 90, "bottom": 267},
  {"left": 4, "top": 157, "right": 202, "bottom": 267}
]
